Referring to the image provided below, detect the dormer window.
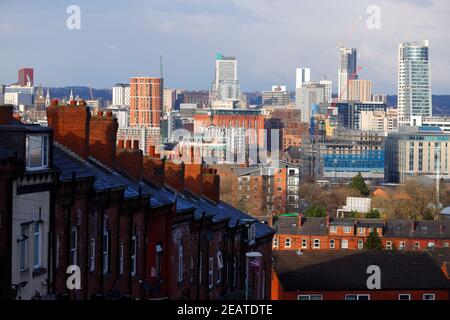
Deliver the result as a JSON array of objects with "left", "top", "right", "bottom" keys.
[{"left": 26, "top": 135, "right": 49, "bottom": 171}]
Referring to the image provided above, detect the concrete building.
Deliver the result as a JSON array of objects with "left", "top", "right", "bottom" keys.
[
  {"left": 212, "top": 53, "right": 240, "bottom": 102},
  {"left": 163, "top": 88, "right": 176, "bottom": 114},
  {"left": 360, "top": 108, "right": 398, "bottom": 133},
  {"left": 348, "top": 79, "right": 372, "bottom": 103},
  {"left": 112, "top": 83, "right": 130, "bottom": 106},
  {"left": 320, "top": 80, "right": 333, "bottom": 103},
  {"left": 409, "top": 116, "right": 450, "bottom": 133},
  {"left": 372, "top": 93, "right": 388, "bottom": 104},
  {"left": 385, "top": 126, "right": 450, "bottom": 183},
  {"left": 398, "top": 41, "right": 432, "bottom": 124},
  {"left": 338, "top": 47, "right": 358, "bottom": 101},
  {"left": 296, "top": 68, "right": 311, "bottom": 89},
  {"left": 262, "top": 85, "right": 290, "bottom": 106},
  {"left": 337, "top": 101, "right": 387, "bottom": 130},
  {"left": 295, "top": 83, "right": 326, "bottom": 123}
]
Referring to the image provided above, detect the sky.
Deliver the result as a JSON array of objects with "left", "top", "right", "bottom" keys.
[{"left": 0, "top": 0, "right": 449, "bottom": 94}]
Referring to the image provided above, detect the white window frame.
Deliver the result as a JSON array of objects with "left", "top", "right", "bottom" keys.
[
  {"left": 414, "top": 242, "right": 420, "bottom": 250},
  {"left": 298, "top": 294, "right": 323, "bottom": 300},
  {"left": 428, "top": 242, "right": 435, "bottom": 248},
  {"left": 386, "top": 241, "right": 392, "bottom": 250},
  {"left": 358, "top": 239, "right": 364, "bottom": 250},
  {"left": 70, "top": 226, "right": 78, "bottom": 266},
  {"left": 131, "top": 235, "right": 138, "bottom": 277},
  {"left": 345, "top": 294, "right": 370, "bottom": 300},
  {"left": 313, "top": 239, "right": 320, "bottom": 249},
  {"left": 178, "top": 245, "right": 184, "bottom": 282},
  {"left": 273, "top": 238, "right": 278, "bottom": 248},
  {"left": 399, "top": 241, "right": 406, "bottom": 250},
  {"left": 89, "top": 238, "right": 96, "bottom": 272},
  {"left": 25, "top": 135, "right": 49, "bottom": 171},
  {"left": 343, "top": 226, "right": 352, "bottom": 234},
  {"left": 423, "top": 293, "right": 435, "bottom": 300},
  {"left": 102, "top": 229, "right": 110, "bottom": 274},
  {"left": 208, "top": 257, "right": 214, "bottom": 289},
  {"left": 330, "top": 239, "right": 335, "bottom": 249},
  {"left": 33, "top": 222, "right": 42, "bottom": 269},
  {"left": 119, "top": 242, "right": 124, "bottom": 275},
  {"left": 341, "top": 239, "right": 349, "bottom": 249},
  {"left": 285, "top": 238, "right": 291, "bottom": 248},
  {"left": 301, "top": 238, "right": 307, "bottom": 249},
  {"left": 357, "top": 227, "right": 365, "bottom": 234},
  {"left": 398, "top": 294, "right": 411, "bottom": 300},
  {"left": 330, "top": 226, "right": 337, "bottom": 233},
  {"left": 248, "top": 224, "right": 256, "bottom": 244},
  {"left": 217, "top": 251, "right": 223, "bottom": 284}
]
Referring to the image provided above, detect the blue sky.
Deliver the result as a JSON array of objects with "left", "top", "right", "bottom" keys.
[{"left": 0, "top": 0, "right": 449, "bottom": 94}]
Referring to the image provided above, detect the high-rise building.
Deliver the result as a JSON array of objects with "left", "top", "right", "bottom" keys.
[
  {"left": 348, "top": 79, "right": 372, "bottom": 102},
  {"left": 212, "top": 53, "right": 240, "bottom": 101},
  {"left": 320, "top": 80, "right": 333, "bottom": 103},
  {"left": 163, "top": 89, "right": 176, "bottom": 113},
  {"left": 112, "top": 83, "right": 130, "bottom": 106},
  {"left": 372, "top": 93, "right": 388, "bottom": 104},
  {"left": 295, "top": 83, "right": 326, "bottom": 123},
  {"left": 129, "top": 77, "right": 163, "bottom": 128},
  {"left": 296, "top": 68, "right": 311, "bottom": 89},
  {"left": 18, "top": 68, "right": 34, "bottom": 86},
  {"left": 262, "top": 85, "right": 290, "bottom": 106},
  {"left": 398, "top": 40, "right": 432, "bottom": 124},
  {"left": 338, "top": 47, "right": 358, "bottom": 101}
]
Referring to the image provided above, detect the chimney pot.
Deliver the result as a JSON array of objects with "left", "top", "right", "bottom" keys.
[
  {"left": 149, "top": 145, "right": 156, "bottom": 157},
  {"left": 69, "top": 100, "right": 77, "bottom": 106},
  {"left": 51, "top": 99, "right": 59, "bottom": 106},
  {"left": 133, "top": 140, "right": 139, "bottom": 150},
  {"left": 125, "top": 140, "right": 132, "bottom": 149},
  {"left": 106, "top": 111, "right": 113, "bottom": 117},
  {"left": 97, "top": 111, "right": 103, "bottom": 117},
  {"left": 118, "top": 140, "right": 125, "bottom": 149}
]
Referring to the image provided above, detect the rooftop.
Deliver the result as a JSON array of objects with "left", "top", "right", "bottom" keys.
[{"left": 273, "top": 250, "right": 450, "bottom": 291}]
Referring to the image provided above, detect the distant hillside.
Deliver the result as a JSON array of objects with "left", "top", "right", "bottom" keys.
[
  {"left": 44, "top": 86, "right": 112, "bottom": 101},
  {"left": 387, "top": 95, "right": 450, "bottom": 116}
]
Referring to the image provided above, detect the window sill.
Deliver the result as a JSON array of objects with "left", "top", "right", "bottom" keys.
[{"left": 33, "top": 267, "right": 47, "bottom": 278}]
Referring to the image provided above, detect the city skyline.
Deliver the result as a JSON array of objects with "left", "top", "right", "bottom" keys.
[{"left": 0, "top": 0, "right": 449, "bottom": 93}]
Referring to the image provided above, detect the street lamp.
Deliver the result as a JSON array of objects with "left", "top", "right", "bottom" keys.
[{"left": 245, "top": 252, "right": 263, "bottom": 300}]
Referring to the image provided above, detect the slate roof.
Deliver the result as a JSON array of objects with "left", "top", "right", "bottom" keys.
[
  {"left": 384, "top": 219, "right": 450, "bottom": 239},
  {"left": 273, "top": 250, "right": 450, "bottom": 291},
  {"left": 52, "top": 144, "right": 274, "bottom": 238},
  {"left": 273, "top": 216, "right": 328, "bottom": 236},
  {"left": 192, "top": 198, "right": 275, "bottom": 240},
  {"left": 274, "top": 216, "right": 450, "bottom": 239}
]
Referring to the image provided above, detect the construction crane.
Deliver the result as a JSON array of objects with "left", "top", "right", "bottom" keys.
[{"left": 88, "top": 85, "right": 94, "bottom": 100}]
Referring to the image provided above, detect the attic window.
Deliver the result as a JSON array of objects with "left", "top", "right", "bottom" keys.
[{"left": 26, "top": 135, "right": 49, "bottom": 171}]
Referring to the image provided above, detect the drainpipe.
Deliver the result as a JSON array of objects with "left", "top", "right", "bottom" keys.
[{"left": 196, "top": 211, "right": 206, "bottom": 300}]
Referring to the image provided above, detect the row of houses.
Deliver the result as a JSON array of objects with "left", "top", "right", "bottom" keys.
[
  {"left": 273, "top": 214, "right": 450, "bottom": 251},
  {"left": 0, "top": 101, "right": 275, "bottom": 300}
]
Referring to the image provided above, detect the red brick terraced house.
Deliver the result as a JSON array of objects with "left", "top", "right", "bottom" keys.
[
  {"left": 273, "top": 215, "right": 450, "bottom": 252},
  {"left": 0, "top": 101, "right": 275, "bottom": 300},
  {"left": 272, "top": 250, "right": 450, "bottom": 300}
]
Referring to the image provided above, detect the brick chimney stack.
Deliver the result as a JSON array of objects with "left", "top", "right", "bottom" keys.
[
  {"left": 46, "top": 99, "right": 91, "bottom": 159},
  {"left": 203, "top": 168, "right": 220, "bottom": 203},
  {"left": 116, "top": 139, "right": 143, "bottom": 179},
  {"left": 89, "top": 110, "right": 118, "bottom": 167},
  {"left": 0, "top": 105, "right": 14, "bottom": 125},
  {"left": 185, "top": 146, "right": 203, "bottom": 197},
  {"left": 143, "top": 147, "right": 165, "bottom": 187},
  {"left": 297, "top": 213, "right": 304, "bottom": 228},
  {"left": 164, "top": 160, "right": 185, "bottom": 192}
]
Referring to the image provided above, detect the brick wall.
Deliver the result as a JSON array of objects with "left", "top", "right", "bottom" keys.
[{"left": 89, "top": 110, "right": 118, "bottom": 168}]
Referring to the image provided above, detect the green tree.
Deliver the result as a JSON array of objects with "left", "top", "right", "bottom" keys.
[
  {"left": 366, "top": 209, "right": 381, "bottom": 219},
  {"left": 304, "top": 205, "right": 327, "bottom": 217},
  {"left": 364, "top": 229, "right": 383, "bottom": 250},
  {"left": 350, "top": 173, "right": 370, "bottom": 196}
]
